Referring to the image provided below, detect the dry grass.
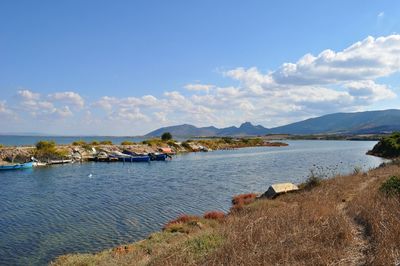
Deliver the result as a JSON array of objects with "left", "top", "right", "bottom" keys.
[
  {"left": 207, "top": 182, "right": 354, "bottom": 265},
  {"left": 347, "top": 165, "right": 400, "bottom": 265},
  {"left": 53, "top": 163, "right": 400, "bottom": 266}
]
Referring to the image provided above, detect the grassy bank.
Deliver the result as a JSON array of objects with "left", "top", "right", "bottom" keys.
[
  {"left": 52, "top": 160, "right": 400, "bottom": 265},
  {"left": 368, "top": 132, "right": 400, "bottom": 158}
]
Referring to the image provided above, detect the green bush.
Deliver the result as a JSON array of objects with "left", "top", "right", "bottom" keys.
[
  {"left": 380, "top": 176, "right": 400, "bottom": 196},
  {"left": 221, "top": 137, "right": 233, "bottom": 144},
  {"left": 82, "top": 144, "right": 93, "bottom": 151},
  {"left": 142, "top": 138, "right": 163, "bottom": 146},
  {"left": 35, "top": 140, "right": 68, "bottom": 160},
  {"left": 72, "top": 140, "right": 87, "bottom": 146},
  {"left": 161, "top": 132, "right": 172, "bottom": 142},
  {"left": 36, "top": 140, "right": 56, "bottom": 150},
  {"left": 0, "top": 144, "right": 3, "bottom": 148},
  {"left": 100, "top": 140, "right": 113, "bottom": 145},
  {"left": 121, "top": 141, "right": 135, "bottom": 146},
  {"left": 369, "top": 132, "right": 400, "bottom": 158}
]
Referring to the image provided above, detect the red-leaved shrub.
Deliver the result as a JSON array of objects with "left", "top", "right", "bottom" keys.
[
  {"left": 163, "top": 214, "right": 200, "bottom": 230},
  {"left": 204, "top": 211, "right": 225, "bottom": 220},
  {"left": 232, "top": 193, "right": 257, "bottom": 206}
]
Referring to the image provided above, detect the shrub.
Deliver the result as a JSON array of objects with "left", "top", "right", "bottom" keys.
[
  {"left": 163, "top": 214, "right": 200, "bottom": 231},
  {"left": 301, "top": 170, "right": 323, "bottom": 190},
  {"left": 232, "top": 193, "right": 257, "bottom": 206},
  {"left": 221, "top": 137, "right": 233, "bottom": 144},
  {"left": 72, "top": 140, "right": 87, "bottom": 146},
  {"left": 142, "top": 138, "right": 164, "bottom": 146},
  {"left": 0, "top": 144, "right": 3, "bottom": 148},
  {"left": 181, "top": 141, "right": 192, "bottom": 150},
  {"left": 36, "top": 140, "right": 56, "bottom": 150},
  {"left": 91, "top": 141, "right": 100, "bottom": 145},
  {"left": 100, "top": 140, "right": 113, "bottom": 145},
  {"left": 161, "top": 132, "right": 172, "bottom": 142},
  {"left": 35, "top": 140, "right": 68, "bottom": 160},
  {"left": 121, "top": 141, "right": 134, "bottom": 146},
  {"left": 203, "top": 211, "right": 225, "bottom": 221},
  {"left": 82, "top": 144, "right": 93, "bottom": 151},
  {"left": 380, "top": 176, "right": 400, "bottom": 196}
]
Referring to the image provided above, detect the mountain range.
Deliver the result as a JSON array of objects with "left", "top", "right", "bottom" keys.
[{"left": 145, "top": 109, "right": 400, "bottom": 137}]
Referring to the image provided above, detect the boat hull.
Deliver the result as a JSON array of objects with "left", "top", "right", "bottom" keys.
[
  {"left": 149, "top": 154, "right": 168, "bottom": 161},
  {"left": 0, "top": 162, "right": 34, "bottom": 170},
  {"left": 118, "top": 156, "right": 150, "bottom": 162}
]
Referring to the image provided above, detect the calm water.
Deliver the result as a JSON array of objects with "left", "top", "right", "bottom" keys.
[{"left": 0, "top": 140, "right": 384, "bottom": 265}]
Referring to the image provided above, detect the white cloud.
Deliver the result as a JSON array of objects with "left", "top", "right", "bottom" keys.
[
  {"left": 0, "top": 101, "right": 13, "bottom": 116},
  {"left": 269, "top": 35, "right": 400, "bottom": 85},
  {"left": 110, "top": 107, "right": 149, "bottom": 121},
  {"left": 184, "top": 84, "right": 215, "bottom": 92},
  {"left": 378, "top": 11, "right": 384, "bottom": 18},
  {"left": 345, "top": 80, "right": 396, "bottom": 102},
  {"left": 15, "top": 89, "right": 80, "bottom": 119},
  {"left": 17, "top": 89, "right": 40, "bottom": 100},
  {"left": 53, "top": 106, "right": 73, "bottom": 118},
  {"left": 48, "top": 91, "right": 85, "bottom": 108}
]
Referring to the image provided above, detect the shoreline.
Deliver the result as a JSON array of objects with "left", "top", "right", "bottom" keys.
[{"left": 0, "top": 137, "right": 288, "bottom": 165}]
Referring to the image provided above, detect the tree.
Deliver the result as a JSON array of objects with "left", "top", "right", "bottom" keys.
[{"left": 161, "top": 132, "right": 172, "bottom": 141}]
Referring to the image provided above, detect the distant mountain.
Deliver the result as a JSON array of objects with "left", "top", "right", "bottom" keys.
[
  {"left": 145, "top": 122, "right": 269, "bottom": 137},
  {"left": 145, "top": 109, "right": 400, "bottom": 137},
  {"left": 268, "top": 109, "right": 400, "bottom": 135},
  {"left": 146, "top": 124, "right": 220, "bottom": 137}
]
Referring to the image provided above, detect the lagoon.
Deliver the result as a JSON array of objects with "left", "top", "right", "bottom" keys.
[{"left": 0, "top": 140, "right": 385, "bottom": 265}]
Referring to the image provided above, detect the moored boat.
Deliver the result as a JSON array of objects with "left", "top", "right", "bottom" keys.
[
  {"left": 118, "top": 155, "right": 151, "bottom": 162},
  {"left": 47, "top": 159, "right": 73, "bottom": 165},
  {"left": 148, "top": 153, "right": 170, "bottom": 161},
  {"left": 0, "top": 161, "right": 34, "bottom": 171}
]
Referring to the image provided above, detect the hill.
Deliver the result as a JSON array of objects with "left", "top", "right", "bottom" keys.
[
  {"left": 145, "top": 122, "right": 269, "bottom": 137},
  {"left": 269, "top": 109, "right": 400, "bottom": 135},
  {"left": 145, "top": 109, "right": 400, "bottom": 137}
]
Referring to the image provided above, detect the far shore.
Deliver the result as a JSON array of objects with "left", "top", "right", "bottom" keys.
[{"left": 0, "top": 137, "right": 288, "bottom": 165}]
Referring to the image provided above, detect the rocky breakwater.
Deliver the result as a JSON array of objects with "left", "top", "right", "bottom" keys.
[{"left": 0, "top": 137, "right": 289, "bottom": 165}]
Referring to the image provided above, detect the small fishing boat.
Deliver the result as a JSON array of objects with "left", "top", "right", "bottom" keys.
[
  {"left": 118, "top": 155, "right": 150, "bottom": 162},
  {"left": 0, "top": 161, "right": 34, "bottom": 171},
  {"left": 148, "top": 153, "right": 170, "bottom": 161},
  {"left": 47, "top": 159, "right": 73, "bottom": 165},
  {"left": 33, "top": 162, "right": 47, "bottom": 167}
]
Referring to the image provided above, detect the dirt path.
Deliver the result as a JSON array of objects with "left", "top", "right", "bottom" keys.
[{"left": 336, "top": 175, "right": 376, "bottom": 266}]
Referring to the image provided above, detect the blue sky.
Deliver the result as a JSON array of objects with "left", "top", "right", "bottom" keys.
[{"left": 1, "top": 1, "right": 400, "bottom": 135}]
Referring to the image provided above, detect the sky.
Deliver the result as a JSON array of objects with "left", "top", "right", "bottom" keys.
[{"left": 1, "top": 0, "right": 400, "bottom": 135}]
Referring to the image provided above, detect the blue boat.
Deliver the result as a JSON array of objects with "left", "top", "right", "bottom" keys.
[
  {"left": 118, "top": 155, "right": 150, "bottom": 162},
  {"left": 148, "top": 153, "right": 169, "bottom": 161},
  {"left": 0, "top": 161, "right": 34, "bottom": 171}
]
